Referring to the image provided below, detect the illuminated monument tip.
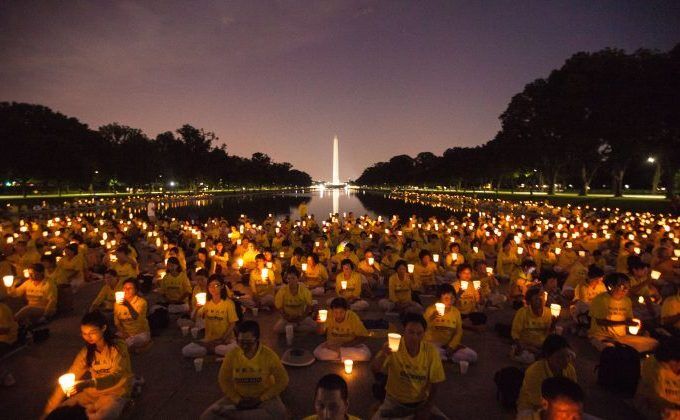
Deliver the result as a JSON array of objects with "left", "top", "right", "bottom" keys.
[{"left": 332, "top": 135, "right": 340, "bottom": 185}]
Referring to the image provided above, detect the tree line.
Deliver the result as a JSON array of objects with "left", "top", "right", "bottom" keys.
[
  {"left": 356, "top": 44, "right": 680, "bottom": 199},
  {"left": 0, "top": 102, "right": 312, "bottom": 194}
]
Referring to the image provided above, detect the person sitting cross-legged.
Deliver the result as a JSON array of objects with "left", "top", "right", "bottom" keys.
[
  {"left": 273, "top": 266, "right": 316, "bottom": 335},
  {"left": 313, "top": 297, "right": 371, "bottom": 362},
  {"left": 511, "top": 286, "right": 555, "bottom": 364},
  {"left": 302, "top": 374, "right": 361, "bottom": 420}
]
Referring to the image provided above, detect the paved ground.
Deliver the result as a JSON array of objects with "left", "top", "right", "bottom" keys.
[{"left": 0, "top": 277, "right": 646, "bottom": 420}]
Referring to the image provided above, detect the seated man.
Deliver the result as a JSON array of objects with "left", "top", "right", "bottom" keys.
[
  {"left": 511, "top": 287, "right": 555, "bottom": 364},
  {"left": 303, "top": 374, "right": 360, "bottom": 420},
  {"left": 371, "top": 313, "right": 448, "bottom": 420},
  {"left": 517, "top": 334, "right": 577, "bottom": 415},
  {"left": 248, "top": 254, "right": 277, "bottom": 309},
  {"left": 332, "top": 260, "right": 369, "bottom": 312},
  {"left": 424, "top": 284, "right": 477, "bottom": 363},
  {"left": 453, "top": 263, "right": 487, "bottom": 328},
  {"left": 589, "top": 272, "right": 658, "bottom": 353},
  {"left": 314, "top": 298, "right": 371, "bottom": 362},
  {"left": 114, "top": 279, "right": 151, "bottom": 351},
  {"left": 274, "top": 267, "right": 316, "bottom": 334},
  {"left": 572, "top": 265, "right": 606, "bottom": 333},
  {"left": 635, "top": 337, "right": 680, "bottom": 420},
  {"left": 201, "top": 321, "right": 289, "bottom": 420},
  {"left": 517, "top": 376, "right": 598, "bottom": 420},
  {"left": 159, "top": 257, "right": 192, "bottom": 314},
  {"left": 661, "top": 284, "right": 680, "bottom": 336},
  {"left": 379, "top": 260, "right": 422, "bottom": 315},
  {"left": 302, "top": 253, "right": 329, "bottom": 296},
  {"left": 89, "top": 269, "right": 117, "bottom": 314},
  {"left": 7, "top": 263, "right": 57, "bottom": 326}
]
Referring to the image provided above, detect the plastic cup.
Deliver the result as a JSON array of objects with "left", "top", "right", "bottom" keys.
[
  {"left": 344, "top": 359, "right": 353, "bottom": 374},
  {"left": 432, "top": 254, "right": 439, "bottom": 263},
  {"left": 486, "top": 267, "right": 493, "bottom": 275},
  {"left": 459, "top": 360, "right": 469, "bottom": 374},
  {"left": 407, "top": 264, "right": 414, "bottom": 274},
  {"left": 651, "top": 270, "right": 661, "bottom": 280},
  {"left": 435, "top": 303, "right": 445, "bottom": 316},
  {"left": 388, "top": 333, "right": 401, "bottom": 352},
  {"left": 473, "top": 280, "right": 481, "bottom": 290},
  {"left": 628, "top": 319, "right": 641, "bottom": 335},
  {"left": 368, "top": 257, "right": 375, "bottom": 265},
  {"left": 2, "top": 275, "right": 14, "bottom": 288},
  {"left": 181, "top": 326, "right": 189, "bottom": 337},
  {"left": 191, "top": 327, "right": 199, "bottom": 339},
  {"left": 285, "top": 324, "right": 294, "bottom": 346},
  {"left": 58, "top": 373, "right": 75, "bottom": 394},
  {"left": 194, "top": 358, "right": 204, "bottom": 372},
  {"left": 115, "top": 291, "right": 125, "bottom": 304},
  {"left": 550, "top": 304, "right": 561, "bottom": 318},
  {"left": 318, "top": 309, "right": 328, "bottom": 322},
  {"left": 460, "top": 281, "right": 469, "bottom": 291},
  {"left": 341, "top": 280, "right": 347, "bottom": 290},
  {"left": 195, "top": 292, "right": 207, "bottom": 306}
]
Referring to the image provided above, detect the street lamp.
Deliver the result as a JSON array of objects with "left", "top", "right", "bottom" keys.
[{"left": 647, "top": 156, "right": 660, "bottom": 194}]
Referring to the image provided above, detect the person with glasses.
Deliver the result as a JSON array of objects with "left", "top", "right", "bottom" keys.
[
  {"left": 201, "top": 320, "right": 289, "bottom": 420},
  {"left": 589, "top": 272, "right": 658, "bottom": 353}
]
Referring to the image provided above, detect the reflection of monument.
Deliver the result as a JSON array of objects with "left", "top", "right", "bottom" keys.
[{"left": 332, "top": 135, "right": 340, "bottom": 185}]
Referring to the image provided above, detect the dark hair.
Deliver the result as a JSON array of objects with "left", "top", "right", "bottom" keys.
[
  {"left": 45, "top": 404, "right": 88, "bottom": 420},
  {"left": 81, "top": 311, "right": 116, "bottom": 368},
  {"left": 195, "top": 268, "right": 209, "bottom": 278},
  {"left": 122, "top": 278, "right": 138, "bottom": 292},
  {"left": 418, "top": 249, "right": 431, "bottom": 260},
  {"left": 104, "top": 268, "right": 118, "bottom": 277},
  {"left": 541, "top": 334, "right": 570, "bottom": 358},
  {"left": 521, "top": 259, "right": 537, "bottom": 269},
  {"left": 437, "top": 283, "right": 455, "bottom": 298},
  {"left": 402, "top": 313, "right": 427, "bottom": 330},
  {"left": 539, "top": 270, "right": 558, "bottom": 285},
  {"left": 340, "top": 259, "right": 354, "bottom": 270},
  {"left": 316, "top": 373, "right": 348, "bottom": 401},
  {"left": 541, "top": 377, "right": 584, "bottom": 403},
  {"left": 604, "top": 272, "right": 630, "bottom": 291},
  {"left": 308, "top": 253, "right": 320, "bottom": 264},
  {"left": 237, "top": 320, "right": 260, "bottom": 340},
  {"left": 31, "top": 263, "right": 45, "bottom": 275},
  {"left": 394, "top": 259, "right": 407, "bottom": 270},
  {"left": 655, "top": 337, "right": 680, "bottom": 363},
  {"left": 330, "top": 297, "right": 349, "bottom": 310},
  {"left": 456, "top": 263, "right": 472, "bottom": 277},
  {"left": 166, "top": 256, "right": 181, "bottom": 269},
  {"left": 66, "top": 243, "right": 79, "bottom": 255},
  {"left": 115, "top": 245, "right": 130, "bottom": 255},
  {"left": 587, "top": 264, "right": 604, "bottom": 279},
  {"left": 285, "top": 266, "right": 300, "bottom": 278},
  {"left": 255, "top": 253, "right": 265, "bottom": 261},
  {"left": 207, "top": 277, "right": 228, "bottom": 300},
  {"left": 525, "top": 286, "right": 542, "bottom": 302}
]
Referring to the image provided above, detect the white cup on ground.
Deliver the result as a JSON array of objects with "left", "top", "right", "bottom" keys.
[
  {"left": 285, "top": 324, "right": 294, "bottom": 346},
  {"left": 459, "top": 360, "right": 469, "bottom": 374},
  {"left": 190, "top": 327, "right": 199, "bottom": 339},
  {"left": 181, "top": 326, "right": 189, "bottom": 336},
  {"left": 194, "top": 358, "right": 204, "bottom": 372}
]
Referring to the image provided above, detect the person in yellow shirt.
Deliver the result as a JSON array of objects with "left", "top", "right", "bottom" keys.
[
  {"left": 0, "top": 296, "right": 18, "bottom": 354},
  {"left": 661, "top": 285, "right": 680, "bottom": 336},
  {"left": 303, "top": 253, "right": 329, "bottom": 296},
  {"left": 114, "top": 279, "right": 151, "bottom": 352},
  {"left": 43, "top": 311, "right": 133, "bottom": 419},
  {"left": 588, "top": 272, "right": 658, "bottom": 353},
  {"left": 572, "top": 265, "right": 607, "bottom": 335},
  {"left": 249, "top": 254, "right": 277, "bottom": 309},
  {"left": 635, "top": 338, "right": 680, "bottom": 419},
  {"left": 371, "top": 313, "right": 448, "bottom": 419},
  {"left": 496, "top": 238, "right": 519, "bottom": 281},
  {"left": 7, "top": 263, "right": 57, "bottom": 326},
  {"left": 510, "top": 260, "right": 537, "bottom": 305},
  {"left": 182, "top": 277, "right": 238, "bottom": 358},
  {"left": 378, "top": 260, "right": 422, "bottom": 314},
  {"left": 201, "top": 320, "right": 288, "bottom": 420},
  {"left": 109, "top": 245, "right": 139, "bottom": 287},
  {"left": 412, "top": 250, "right": 442, "bottom": 293},
  {"left": 159, "top": 257, "right": 192, "bottom": 313},
  {"left": 8, "top": 240, "right": 40, "bottom": 281},
  {"left": 453, "top": 264, "right": 487, "bottom": 327},
  {"left": 333, "top": 260, "right": 369, "bottom": 312},
  {"left": 357, "top": 250, "right": 382, "bottom": 289},
  {"left": 89, "top": 269, "right": 118, "bottom": 314},
  {"left": 616, "top": 241, "right": 637, "bottom": 273},
  {"left": 274, "top": 267, "right": 316, "bottom": 334},
  {"left": 303, "top": 374, "right": 360, "bottom": 420},
  {"left": 517, "top": 334, "right": 577, "bottom": 414},
  {"left": 516, "top": 377, "right": 592, "bottom": 420},
  {"left": 511, "top": 287, "right": 555, "bottom": 364},
  {"left": 314, "top": 297, "right": 371, "bottom": 361},
  {"left": 424, "top": 284, "right": 477, "bottom": 363},
  {"left": 330, "top": 243, "right": 359, "bottom": 273}
]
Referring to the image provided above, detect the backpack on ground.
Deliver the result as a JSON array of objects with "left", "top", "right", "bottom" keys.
[
  {"left": 494, "top": 366, "right": 525, "bottom": 409},
  {"left": 596, "top": 343, "right": 640, "bottom": 398}
]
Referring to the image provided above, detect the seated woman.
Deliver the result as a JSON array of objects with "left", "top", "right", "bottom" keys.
[
  {"left": 356, "top": 250, "right": 382, "bottom": 289},
  {"left": 379, "top": 260, "right": 422, "bottom": 314},
  {"left": 43, "top": 311, "right": 133, "bottom": 420},
  {"left": 302, "top": 253, "right": 329, "bottom": 296},
  {"left": 332, "top": 259, "right": 369, "bottom": 312},
  {"left": 517, "top": 334, "right": 577, "bottom": 415},
  {"left": 509, "top": 260, "right": 537, "bottom": 306},
  {"left": 635, "top": 337, "right": 680, "bottom": 420},
  {"left": 109, "top": 246, "right": 139, "bottom": 289},
  {"left": 114, "top": 279, "right": 151, "bottom": 352},
  {"left": 571, "top": 265, "right": 606, "bottom": 333},
  {"left": 453, "top": 263, "right": 487, "bottom": 328},
  {"left": 511, "top": 286, "right": 555, "bottom": 364},
  {"left": 273, "top": 267, "right": 316, "bottom": 334},
  {"left": 424, "top": 284, "right": 478, "bottom": 363},
  {"left": 158, "top": 257, "right": 192, "bottom": 314},
  {"left": 89, "top": 269, "right": 118, "bottom": 314},
  {"left": 412, "top": 250, "right": 443, "bottom": 293},
  {"left": 7, "top": 263, "right": 57, "bottom": 326},
  {"left": 314, "top": 297, "right": 371, "bottom": 362},
  {"left": 248, "top": 254, "right": 277, "bottom": 309},
  {"left": 182, "top": 277, "right": 238, "bottom": 358}
]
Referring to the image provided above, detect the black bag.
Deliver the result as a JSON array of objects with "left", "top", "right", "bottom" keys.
[
  {"left": 147, "top": 307, "right": 169, "bottom": 334},
  {"left": 494, "top": 323, "right": 512, "bottom": 339},
  {"left": 596, "top": 343, "right": 640, "bottom": 397},
  {"left": 494, "top": 366, "right": 525, "bottom": 409}
]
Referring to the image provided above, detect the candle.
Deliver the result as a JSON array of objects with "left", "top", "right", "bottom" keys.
[
  {"left": 23, "top": 269, "right": 30, "bottom": 278},
  {"left": 110, "top": 254, "right": 117, "bottom": 262},
  {"left": 368, "top": 257, "right": 375, "bottom": 265},
  {"left": 634, "top": 247, "right": 641, "bottom": 255},
  {"left": 387, "top": 333, "right": 401, "bottom": 352},
  {"left": 517, "top": 247, "right": 524, "bottom": 255},
  {"left": 451, "top": 252, "right": 458, "bottom": 262},
  {"left": 550, "top": 303, "right": 561, "bottom": 317},
  {"left": 486, "top": 267, "right": 493, "bottom": 275},
  {"left": 301, "top": 263, "right": 308, "bottom": 272},
  {"left": 473, "top": 246, "right": 479, "bottom": 253},
  {"left": 638, "top": 296, "right": 645, "bottom": 304},
  {"left": 651, "top": 270, "right": 661, "bottom": 280},
  {"left": 435, "top": 302, "right": 445, "bottom": 316},
  {"left": 200, "top": 241, "right": 206, "bottom": 248},
  {"left": 195, "top": 292, "right": 207, "bottom": 306},
  {"left": 266, "top": 262, "right": 273, "bottom": 269},
  {"left": 554, "top": 248, "right": 561, "bottom": 255},
  {"left": 628, "top": 319, "right": 641, "bottom": 335},
  {"left": 279, "top": 251, "right": 285, "bottom": 258},
  {"left": 578, "top": 251, "right": 586, "bottom": 257},
  {"left": 460, "top": 281, "right": 469, "bottom": 291},
  {"left": 566, "top": 242, "right": 573, "bottom": 249},
  {"left": 473, "top": 280, "right": 481, "bottom": 290},
  {"left": 318, "top": 309, "right": 328, "bottom": 322},
  {"left": 210, "top": 250, "right": 216, "bottom": 257},
  {"left": 237, "top": 258, "right": 244, "bottom": 268},
  {"left": 3, "top": 275, "right": 14, "bottom": 288},
  {"left": 115, "top": 291, "right": 125, "bottom": 304},
  {"left": 344, "top": 359, "right": 353, "bottom": 374},
  {"left": 58, "top": 373, "right": 76, "bottom": 395},
  {"left": 315, "top": 241, "right": 320, "bottom": 247},
  {"left": 675, "top": 249, "right": 680, "bottom": 257},
  {"left": 341, "top": 280, "right": 347, "bottom": 290},
  {"left": 534, "top": 243, "right": 541, "bottom": 250},
  {"left": 407, "top": 264, "right": 414, "bottom": 274},
  {"left": 261, "top": 268, "right": 269, "bottom": 280}
]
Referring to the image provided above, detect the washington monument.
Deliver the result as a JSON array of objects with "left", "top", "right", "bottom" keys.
[{"left": 332, "top": 135, "right": 340, "bottom": 185}]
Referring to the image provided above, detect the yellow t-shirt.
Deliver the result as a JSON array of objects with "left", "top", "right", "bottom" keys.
[
  {"left": 588, "top": 292, "right": 633, "bottom": 338},
  {"left": 114, "top": 296, "right": 150, "bottom": 337},
  {"left": 160, "top": 272, "right": 192, "bottom": 303},
  {"left": 198, "top": 298, "right": 238, "bottom": 342},
  {"left": 574, "top": 282, "right": 607, "bottom": 304},
  {"left": 303, "top": 264, "right": 329, "bottom": 288},
  {"left": 564, "top": 262, "right": 588, "bottom": 289},
  {"left": 454, "top": 281, "right": 481, "bottom": 314},
  {"left": 511, "top": 306, "right": 552, "bottom": 348},
  {"left": 249, "top": 268, "right": 276, "bottom": 297},
  {"left": 381, "top": 341, "right": 446, "bottom": 404},
  {"left": 517, "top": 360, "right": 578, "bottom": 411},
  {"left": 639, "top": 356, "right": 680, "bottom": 406},
  {"left": 274, "top": 284, "right": 312, "bottom": 318},
  {"left": 335, "top": 272, "right": 362, "bottom": 300},
  {"left": 424, "top": 304, "right": 462, "bottom": 349},
  {"left": 413, "top": 262, "right": 438, "bottom": 289},
  {"left": 388, "top": 273, "right": 413, "bottom": 303},
  {"left": 0, "top": 302, "right": 18, "bottom": 345},
  {"left": 325, "top": 310, "right": 368, "bottom": 345},
  {"left": 91, "top": 283, "right": 115, "bottom": 311},
  {"left": 110, "top": 261, "right": 139, "bottom": 282},
  {"left": 661, "top": 294, "right": 680, "bottom": 329},
  {"left": 218, "top": 344, "right": 289, "bottom": 403},
  {"left": 10, "top": 279, "right": 57, "bottom": 316},
  {"left": 68, "top": 341, "right": 132, "bottom": 397}
]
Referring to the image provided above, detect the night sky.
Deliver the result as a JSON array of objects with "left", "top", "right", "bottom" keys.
[{"left": 1, "top": 1, "right": 679, "bottom": 181}]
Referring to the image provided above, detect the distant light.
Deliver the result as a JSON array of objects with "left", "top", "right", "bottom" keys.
[
  {"left": 169, "top": 181, "right": 176, "bottom": 187},
  {"left": 647, "top": 157, "right": 655, "bottom": 163},
  {"left": 624, "top": 184, "right": 630, "bottom": 189}
]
